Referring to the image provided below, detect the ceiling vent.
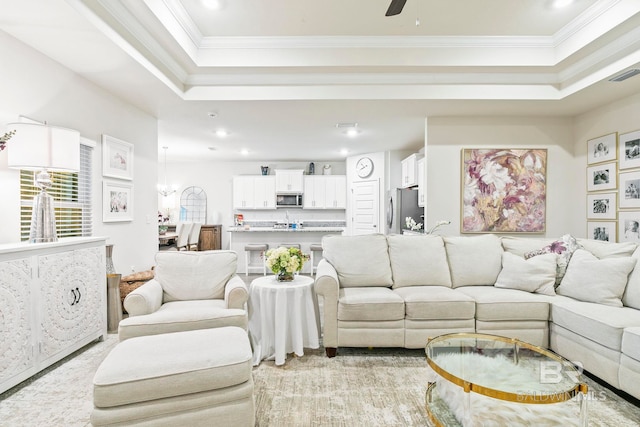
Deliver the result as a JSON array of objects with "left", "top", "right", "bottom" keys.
[{"left": 609, "top": 69, "right": 640, "bottom": 82}]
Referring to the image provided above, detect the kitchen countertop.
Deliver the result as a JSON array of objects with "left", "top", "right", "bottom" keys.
[{"left": 228, "top": 226, "right": 345, "bottom": 233}]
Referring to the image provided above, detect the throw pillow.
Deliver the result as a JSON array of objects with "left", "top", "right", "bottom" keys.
[
  {"left": 443, "top": 234, "right": 503, "bottom": 288},
  {"left": 524, "top": 234, "right": 581, "bottom": 285},
  {"left": 556, "top": 249, "right": 637, "bottom": 307},
  {"left": 576, "top": 238, "right": 638, "bottom": 259},
  {"left": 623, "top": 246, "right": 640, "bottom": 309},
  {"left": 494, "top": 252, "right": 557, "bottom": 295}
]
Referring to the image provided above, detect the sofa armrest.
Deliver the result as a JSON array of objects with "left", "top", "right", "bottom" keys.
[
  {"left": 123, "top": 279, "right": 163, "bottom": 316},
  {"left": 315, "top": 259, "right": 340, "bottom": 349},
  {"left": 225, "top": 274, "right": 249, "bottom": 309}
]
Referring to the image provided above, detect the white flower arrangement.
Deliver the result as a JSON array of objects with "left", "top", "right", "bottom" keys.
[
  {"left": 265, "top": 246, "right": 309, "bottom": 276},
  {"left": 405, "top": 217, "right": 423, "bottom": 231},
  {"left": 404, "top": 218, "right": 451, "bottom": 234}
]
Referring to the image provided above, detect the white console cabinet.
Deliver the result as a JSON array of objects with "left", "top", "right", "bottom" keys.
[{"left": 0, "top": 237, "right": 107, "bottom": 394}]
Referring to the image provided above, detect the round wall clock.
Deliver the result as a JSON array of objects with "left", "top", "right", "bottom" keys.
[{"left": 356, "top": 157, "right": 374, "bottom": 178}]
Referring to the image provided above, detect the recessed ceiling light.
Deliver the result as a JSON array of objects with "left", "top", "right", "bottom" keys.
[
  {"left": 215, "top": 129, "right": 228, "bottom": 138},
  {"left": 552, "top": 0, "right": 573, "bottom": 8},
  {"left": 340, "top": 149, "right": 349, "bottom": 156},
  {"left": 240, "top": 149, "right": 249, "bottom": 155},
  {"left": 202, "top": 0, "right": 225, "bottom": 10},
  {"left": 346, "top": 128, "right": 360, "bottom": 138},
  {"left": 337, "top": 122, "right": 360, "bottom": 137}
]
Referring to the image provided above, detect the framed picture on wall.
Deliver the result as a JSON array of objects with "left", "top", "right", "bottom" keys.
[
  {"left": 102, "top": 134, "right": 134, "bottom": 180},
  {"left": 619, "top": 129, "right": 640, "bottom": 170},
  {"left": 618, "top": 211, "right": 640, "bottom": 243},
  {"left": 586, "top": 162, "right": 617, "bottom": 192},
  {"left": 587, "top": 132, "right": 617, "bottom": 165},
  {"left": 103, "top": 181, "right": 134, "bottom": 222},
  {"left": 587, "top": 221, "right": 617, "bottom": 242},
  {"left": 619, "top": 171, "right": 640, "bottom": 208},
  {"left": 461, "top": 148, "right": 546, "bottom": 233},
  {"left": 586, "top": 193, "right": 617, "bottom": 219}
]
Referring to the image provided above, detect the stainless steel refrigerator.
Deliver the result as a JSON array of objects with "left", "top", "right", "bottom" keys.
[{"left": 386, "top": 188, "right": 424, "bottom": 234}]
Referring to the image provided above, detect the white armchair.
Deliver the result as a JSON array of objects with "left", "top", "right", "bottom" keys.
[{"left": 118, "top": 250, "right": 248, "bottom": 341}]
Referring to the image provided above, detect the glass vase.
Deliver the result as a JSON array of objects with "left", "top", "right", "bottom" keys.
[
  {"left": 106, "top": 244, "right": 117, "bottom": 276},
  {"left": 276, "top": 271, "right": 294, "bottom": 282}
]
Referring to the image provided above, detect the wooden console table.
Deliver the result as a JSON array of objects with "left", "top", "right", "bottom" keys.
[{"left": 198, "top": 225, "right": 221, "bottom": 250}]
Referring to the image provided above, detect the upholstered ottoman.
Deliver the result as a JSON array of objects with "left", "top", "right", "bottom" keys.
[{"left": 91, "top": 327, "right": 254, "bottom": 426}]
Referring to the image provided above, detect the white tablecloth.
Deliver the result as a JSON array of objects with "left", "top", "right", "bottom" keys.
[{"left": 248, "top": 275, "right": 321, "bottom": 366}]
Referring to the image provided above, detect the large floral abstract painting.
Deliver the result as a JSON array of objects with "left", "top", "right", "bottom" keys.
[{"left": 462, "top": 149, "right": 547, "bottom": 233}]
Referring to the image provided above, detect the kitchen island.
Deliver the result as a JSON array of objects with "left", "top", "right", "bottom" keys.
[{"left": 228, "top": 224, "right": 344, "bottom": 274}]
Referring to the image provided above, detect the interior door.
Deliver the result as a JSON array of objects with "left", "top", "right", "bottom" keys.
[{"left": 351, "top": 179, "right": 380, "bottom": 235}]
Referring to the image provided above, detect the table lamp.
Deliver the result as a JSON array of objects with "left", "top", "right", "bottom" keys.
[{"left": 7, "top": 122, "right": 80, "bottom": 243}]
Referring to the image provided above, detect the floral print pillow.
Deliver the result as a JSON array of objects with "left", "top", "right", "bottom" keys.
[{"left": 525, "top": 234, "right": 581, "bottom": 286}]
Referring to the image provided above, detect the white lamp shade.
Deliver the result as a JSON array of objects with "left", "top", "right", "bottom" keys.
[{"left": 7, "top": 123, "right": 80, "bottom": 172}]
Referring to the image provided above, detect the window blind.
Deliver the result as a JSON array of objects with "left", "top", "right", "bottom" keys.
[{"left": 20, "top": 143, "right": 93, "bottom": 240}]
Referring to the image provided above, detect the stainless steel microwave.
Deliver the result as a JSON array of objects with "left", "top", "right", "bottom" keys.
[{"left": 276, "top": 194, "right": 303, "bottom": 208}]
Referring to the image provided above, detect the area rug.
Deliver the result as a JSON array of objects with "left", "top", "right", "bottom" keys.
[
  {"left": 1, "top": 335, "right": 639, "bottom": 426},
  {"left": 253, "top": 347, "right": 640, "bottom": 427}
]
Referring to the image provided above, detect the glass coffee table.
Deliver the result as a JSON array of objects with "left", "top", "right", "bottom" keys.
[{"left": 425, "top": 333, "right": 588, "bottom": 427}]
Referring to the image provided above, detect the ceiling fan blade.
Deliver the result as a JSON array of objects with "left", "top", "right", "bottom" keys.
[{"left": 385, "top": 0, "right": 407, "bottom": 16}]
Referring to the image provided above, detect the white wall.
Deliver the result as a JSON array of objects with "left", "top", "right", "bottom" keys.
[
  {"left": 425, "top": 116, "right": 579, "bottom": 238},
  {"left": 0, "top": 30, "right": 158, "bottom": 273},
  {"left": 160, "top": 160, "right": 346, "bottom": 249},
  {"left": 574, "top": 91, "right": 640, "bottom": 241}
]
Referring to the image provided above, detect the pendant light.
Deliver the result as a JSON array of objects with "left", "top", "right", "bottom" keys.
[{"left": 158, "top": 146, "right": 177, "bottom": 197}]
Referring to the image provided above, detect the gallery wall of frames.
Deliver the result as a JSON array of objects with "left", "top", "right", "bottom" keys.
[{"left": 586, "top": 130, "right": 640, "bottom": 243}]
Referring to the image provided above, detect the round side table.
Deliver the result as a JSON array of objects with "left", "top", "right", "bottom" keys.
[{"left": 248, "top": 275, "right": 320, "bottom": 365}]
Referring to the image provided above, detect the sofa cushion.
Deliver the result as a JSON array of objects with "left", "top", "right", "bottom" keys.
[
  {"left": 494, "top": 252, "right": 556, "bottom": 296},
  {"left": 500, "top": 236, "right": 556, "bottom": 257},
  {"left": 622, "top": 327, "right": 640, "bottom": 363},
  {"left": 456, "top": 286, "right": 550, "bottom": 321},
  {"left": 93, "top": 327, "right": 252, "bottom": 408},
  {"left": 393, "top": 286, "right": 475, "bottom": 320},
  {"left": 524, "top": 234, "right": 581, "bottom": 286},
  {"left": 444, "top": 234, "right": 503, "bottom": 288},
  {"left": 118, "top": 300, "right": 248, "bottom": 341},
  {"left": 556, "top": 249, "right": 636, "bottom": 307},
  {"left": 387, "top": 235, "right": 452, "bottom": 288},
  {"left": 551, "top": 297, "right": 640, "bottom": 351},
  {"left": 623, "top": 246, "right": 640, "bottom": 310},
  {"left": 323, "top": 234, "right": 393, "bottom": 287},
  {"left": 155, "top": 251, "right": 237, "bottom": 301},
  {"left": 338, "top": 287, "right": 404, "bottom": 321},
  {"left": 577, "top": 238, "right": 637, "bottom": 259}
]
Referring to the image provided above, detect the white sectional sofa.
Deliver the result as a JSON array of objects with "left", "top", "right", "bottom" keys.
[{"left": 314, "top": 233, "right": 640, "bottom": 400}]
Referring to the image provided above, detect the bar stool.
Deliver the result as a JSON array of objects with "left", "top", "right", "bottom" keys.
[
  {"left": 279, "top": 243, "right": 301, "bottom": 249},
  {"left": 245, "top": 243, "right": 269, "bottom": 276},
  {"left": 309, "top": 243, "right": 323, "bottom": 276}
]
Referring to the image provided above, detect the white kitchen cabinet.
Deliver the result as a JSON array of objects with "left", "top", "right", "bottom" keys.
[
  {"left": 303, "top": 176, "right": 324, "bottom": 208},
  {"left": 417, "top": 157, "right": 425, "bottom": 207},
  {"left": 233, "top": 176, "right": 255, "bottom": 209},
  {"left": 401, "top": 153, "right": 423, "bottom": 188},
  {"left": 324, "top": 176, "right": 347, "bottom": 209},
  {"left": 303, "top": 176, "right": 346, "bottom": 209},
  {"left": 0, "top": 237, "right": 106, "bottom": 394},
  {"left": 275, "top": 169, "right": 304, "bottom": 193},
  {"left": 233, "top": 176, "right": 276, "bottom": 210},
  {"left": 254, "top": 176, "right": 276, "bottom": 209}
]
